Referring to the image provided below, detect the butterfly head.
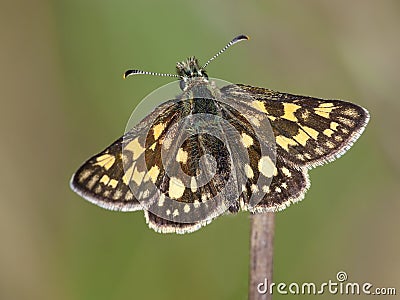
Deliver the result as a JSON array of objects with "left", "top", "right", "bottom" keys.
[{"left": 176, "top": 56, "right": 208, "bottom": 91}]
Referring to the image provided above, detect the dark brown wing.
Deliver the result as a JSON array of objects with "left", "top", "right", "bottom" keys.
[
  {"left": 221, "top": 84, "right": 370, "bottom": 169},
  {"left": 220, "top": 83, "right": 369, "bottom": 213}
]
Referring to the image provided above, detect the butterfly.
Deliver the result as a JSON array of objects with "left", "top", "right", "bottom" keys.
[{"left": 70, "top": 35, "right": 370, "bottom": 234}]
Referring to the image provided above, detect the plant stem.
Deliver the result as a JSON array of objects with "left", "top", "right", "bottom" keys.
[{"left": 248, "top": 212, "right": 275, "bottom": 300}]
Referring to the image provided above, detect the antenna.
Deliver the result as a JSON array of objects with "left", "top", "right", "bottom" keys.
[
  {"left": 123, "top": 34, "right": 249, "bottom": 79},
  {"left": 123, "top": 69, "right": 179, "bottom": 79},
  {"left": 202, "top": 34, "right": 249, "bottom": 69}
]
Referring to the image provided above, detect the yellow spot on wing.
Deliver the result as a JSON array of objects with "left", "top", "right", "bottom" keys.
[
  {"left": 258, "top": 156, "right": 275, "bottom": 178},
  {"left": 282, "top": 103, "right": 301, "bottom": 121},
  {"left": 125, "top": 138, "right": 145, "bottom": 160},
  {"left": 94, "top": 185, "right": 102, "bottom": 194},
  {"left": 342, "top": 108, "right": 358, "bottom": 117},
  {"left": 108, "top": 179, "right": 118, "bottom": 189},
  {"left": 314, "top": 106, "right": 334, "bottom": 118},
  {"left": 149, "top": 142, "right": 157, "bottom": 151},
  {"left": 326, "top": 141, "right": 335, "bottom": 149},
  {"left": 163, "top": 135, "right": 173, "bottom": 150},
  {"left": 169, "top": 177, "right": 185, "bottom": 199},
  {"left": 94, "top": 154, "right": 116, "bottom": 170},
  {"left": 281, "top": 167, "right": 291, "bottom": 177},
  {"left": 142, "top": 189, "right": 150, "bottom": 199},
  {"left": 293, "top": 129, "right": 309, "bottom": 146},
  {"left": 315, "top": 110, "right": 330, "bottom": 118},
  {"left": 176, "top": 148, "right": 188, "bottom": 164},
  {"left": 337, "top": 116, "right": 354, "bottom": 127},
  {"left": 251, "top": 100, "right": 268, "bottom": 113},
  {"left": 314, "top": 147, "right": 324, "bottom": 155},
  {"left": 301, "top": 109, "right": 310, "bottom": 120},
  {"left": 276, "top": 135, "right": 298, "bottom": 151},
  {"left": 158, "top": 193, "right": 165, "bottom": 206},
  {"left": 100, "top": 175, "right": 110, "bottom": 185},
  {"left": 241, "top": 132, "right": 253, "bottom": 148},
  {"left": 323, "top": 129, "right": 334, "bottom": 137},
  {"left": 319, "top": 102, "right": 334, "bottom": 108},
  {"left": 122, "top": 163, "right": 135, "bottom": 185},
  {"left": 335, "top": 135, "right": 343, "bottom": 142},
  {"left": 132, "top": 167, "right": 145, "bottom": 185},
  {"left": 79, "top": 169, "right": 93, "bottom": 183},
  {"left": 267, "top": 115, "right": 276, "bottom": 121},
  {"left": 126, "top": 190, "right": 133, "bottom": 200},
  {"left": 330, "top": 122, "right": 339, "bottom": 131},
  {"left": 190, "top": 177, "right": 197, "bottom": 193},
  {"left": 246, "top": 114, "right": 262, "bottom": 126},
  {"left": 184, "top": 204, "right": 190, "bottom": 213},
  {"left": 113, "top": 189, "right": 123, "bottom": 200},
  {"left": 87, "top": 174, "right": 99, "bottom": 189},
  {"left": 251, "top": 184, "right": 259, "bottom": 192},
  {"left": 244, "top": 164, "right": 254, "bottom": 179},
  {"left": 301, "top": 126, "right": 319, "bottom": 139},
  {"left": 152, "top": 123, "right": 166, "bottom": 140},
  {"left": 144, "top": 165, "right": 160, "bottom": 183},
  {"left": 293, "top": 126, "right": 319, "bottom": 146}
]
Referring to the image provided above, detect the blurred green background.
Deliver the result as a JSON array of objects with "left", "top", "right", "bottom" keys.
[{"left": 1, "top": 0, "right": 399, "bottom": 299}]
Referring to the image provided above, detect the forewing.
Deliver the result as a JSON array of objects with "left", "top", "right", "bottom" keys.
[
  {"left": 222, "top": 84, "right": 370, "bottom": 168},
  {"left": 71, "top": 97, "right": 243, "bottom": 233},
  {"left": 70, "top": 136, "right": 142, "bottom": 211},
  {"left": 70, "top": 100, "right": 176, "bottom": 212}
]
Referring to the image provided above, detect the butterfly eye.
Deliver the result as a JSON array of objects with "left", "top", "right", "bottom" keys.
[{"left": 179, "top": 79, "right": 186, "bottom": 90}]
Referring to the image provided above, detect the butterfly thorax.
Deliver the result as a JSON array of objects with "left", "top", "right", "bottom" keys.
[{"left": 177, "top": 78, "right": 224, "bottom": 118}]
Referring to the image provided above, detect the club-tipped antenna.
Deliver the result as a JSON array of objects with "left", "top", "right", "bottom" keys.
[
  {"left": 123, "top": 69, "right": 179, "bottom": 79},
  {"left": 124, "top": 34, "right": 249, "bottom": 79},
  {"left": 202, "top": 34, "right": 249, "bottom": 69}
]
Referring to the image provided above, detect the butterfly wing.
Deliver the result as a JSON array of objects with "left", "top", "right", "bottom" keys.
[
  {"left": 220, "top": 84, "right": 369, "bottom": 212},
  {"left": 70, "top": 99, "right": 178, "bottom": 210},
  {"left": 223, "top": 84, "right": 370, "bottom": 168},
  {"left": 70, "top": 96, "right": 245, "bottom": 233},
  {"left": 70, "top": 135, "right": 142, "bottom": 212}
]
